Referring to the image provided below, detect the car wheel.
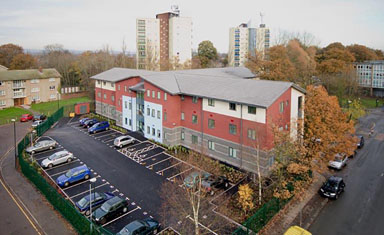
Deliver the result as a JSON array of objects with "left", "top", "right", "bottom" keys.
[
  {"left": 119, "top": 145, "right": 122, "bottom": 148},
  {"left": 100, "top": 218, "right": 107, "bottom": 224},
  {"left": 85, "top": 210, "right": 90, "bottom": 216},
  {"left": 48, "top": 163, "right": 53, "bottom": 168},
  {"left": 93, "top": 131, "right": 96, "bottom": 134},
  {"left": 84, "top": 175, "right": 90, "bottom": 180},
  {"left": 31, "top": 151, "right": 35, "bottom": 154},
  {"left": 123, "top": 207, "right": 128, "bottom": 213},
  {"left": 67, "top": 158, "right": 72, "bottom": 163},
  {"left": 64, "top": 182, "right": 69, "bottom": 187},
  {"left": 106, "top": 127, "right": 109, "bottom": 130}
]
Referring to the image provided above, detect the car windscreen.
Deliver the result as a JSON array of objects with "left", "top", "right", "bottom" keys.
[
  {"left": 48, "top": 153, "right": 58, "bottom": 160},
  {"left": 78, "top": 197, "right": 89, "bottom": 208},
  {"left": 65, "top": 170, "right": 73, "bottom": 177},
  {"left": 34, "top": 142, "right": 42, "bottom": 147},
  {"left": 101, "top": 202, "right": 112, "bottom": 212},
  {"left": 323, "top": 180, "right": 338, "bottom": 192}
]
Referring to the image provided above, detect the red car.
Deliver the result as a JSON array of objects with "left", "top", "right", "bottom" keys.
[{"left": 20, "top": 114, "right": 33, "bottom": 122}]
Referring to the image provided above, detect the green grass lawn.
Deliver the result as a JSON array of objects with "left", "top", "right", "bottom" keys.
[
  {"left": 31, "top": 96, "right": 91, "bottom": 115},
  {"left": 0, "top": 107, "right": 32, "bottom": 125},
  {"left": 340, "top": 97, "right": 381, "bottom": 109}
]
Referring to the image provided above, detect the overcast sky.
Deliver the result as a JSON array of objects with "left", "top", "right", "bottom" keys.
[{"left": 0, "top": 0, "right": 383, "bottom": 53}]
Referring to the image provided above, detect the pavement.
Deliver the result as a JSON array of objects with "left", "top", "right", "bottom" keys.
[
  {"left": 309, "top": 108, "right": 384, "bottom": 235},
  {"left": 0, "top": 121, "right": 75, "bottom": 235}
]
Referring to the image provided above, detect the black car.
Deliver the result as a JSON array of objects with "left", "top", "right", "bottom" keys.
[
  {"left": 33, "top": 114, "right": 47, "bottom": 121},
  {"left": 117, "top": 218, "right": 160, "bottom": 235},
  {"left": 92, "top": 196, "right": 128, "bottom": 224},
  {"left": 357, "top": 135, "right": 364, "bottom": 148},
  {"left": 319, "top": 176, "right": 345, "bottom": 199},
  {"left": 201, "top": 175, "right": 230, "bottom": 195},
  {"left": 84, "top": 119, "right": 99, "bottom": 128}
]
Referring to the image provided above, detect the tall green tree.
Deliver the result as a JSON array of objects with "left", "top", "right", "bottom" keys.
[{"left": 197, "top": 40, "right": 218, "bottom": 68}]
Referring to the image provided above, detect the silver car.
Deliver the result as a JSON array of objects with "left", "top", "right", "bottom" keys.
[
  {"left": 32, "top": 120, "right": 44, "bottom": 128},
  {"left": 328, "top": 154, "right": 348, "bottom": 170},
  {"left": 114, "top": 136, "right": 135, "bottom": 148},
  {"left": 26, "top": 140, "right": 57, "bottom": 154},
  {"left": 41, "top": 150, "right": 74, "bottom": 168}
]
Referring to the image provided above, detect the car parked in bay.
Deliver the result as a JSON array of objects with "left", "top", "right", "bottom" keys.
[
  {"left": 33, "top": 114, "right": 47, "bottom": 122},
  {"left": 83, "top": 119, "right": 98, "bottom": 128},
  {"left": 26, "top": 140, "right": 57, "bottom": 154},
  {"left": 319, "top": 176, "right": 345, "bottom": 199},
  {"left": 92, "top": 196, "right": 128, "bottom": 225},
  {"left": 114, "top": 136, "right": 135, "bottom": 148},
  {"left": 328, "top": 154, "right": 348, "bottom": 170},
  {"left": 75, "top": 192, "right": 114, "bottom": 216},
  {"left": 20, "top": 114, "right": 33, "bottom": 122},
  {"left": 79, "top": 117, "right": 90, "bottom": 126},
  {"left": 56, "top": 165, "right": 91, "bottom": 187},
  {"left": 201, "top": 175, "right": 230, "bottom": 195},
  {"left": 32, "top": 120, "right": 44, "bottom": 128},
  {"left": 88, "top": 121, "right": 109, "bottom": 134},
  {"left": 41, "top": 150, "right": 74, "bottom": 168},
  {"left": 117, "top": 218, "right": 160, "bottom": 235},
  {"left": 184, "top": 171, "right": 211, "bottom": 188}
]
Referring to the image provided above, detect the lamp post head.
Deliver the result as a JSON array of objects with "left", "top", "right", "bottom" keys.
[{"left": 11, "top": 119, "right": 15, "bottom": 122}]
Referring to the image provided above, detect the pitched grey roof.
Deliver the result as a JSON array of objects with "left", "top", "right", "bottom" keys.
[
  {"left": 0, "top": 68, "right": 61, "bottom": 81},
  {"left": 91, "top": 67, "right": 305, "bottom": 108}
]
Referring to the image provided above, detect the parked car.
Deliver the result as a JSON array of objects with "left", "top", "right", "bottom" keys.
[
  {"left": 56, "top": 165, "right": 91, "bottom": 187},
  {"left": 319, "top": 176, "right": 345, "bottom": 199},
  {"left": 33, "top": 114, "right": 47, "bottom": 121},
  {"left": 26, "top": 140, "right": 57, "bottom": 154},
  {"left": 75, "top": 192, "right": 115, "bottom": 216},
  {"left": 83, "top": 119, "right": 98, "bottom": 128},
  {"left": 201, "top": 175, "right": 230, "bottom": 195},
  {"left": 88, "top": 121, "right": 109, "bottom": 134},
  {"left": 79, "top": 117, "right": 90, "bottom": 126},
  {"left": 356, "top": 135, "right": 364, "bottom": 149},
  {"left": 184, "top": 171, "right": 211, "bottom": 188},
  {"left": 92, "top": 196, "right": 128, "bottom": 225},
  {"left": 117, "top": 218, "right": 160, "bottom": 235},
  {"left": 328, "top": 154, "right": 348, "bottom": 170},
  {"left": 284, "top": 226, "right": 312, "bottom": 235},
  {"left": 41, "top": 150, "right": 74, "bottom": 168},
  {"left": 32, "top": 120, "right": 44, "bottom": 128},
  {"left": 114, "top": 136, "right": 135, "bottom": 148},
  {"left": 20, "top": 114, "right": 33, "bottom": 122}
]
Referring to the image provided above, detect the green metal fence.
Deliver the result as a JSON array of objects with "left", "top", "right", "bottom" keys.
[
  {"left": 17, "top": 108, "right": 113, "bottom": 235},
  {"left": 233, "top": 197, "right": 290, "bottom": 234}
]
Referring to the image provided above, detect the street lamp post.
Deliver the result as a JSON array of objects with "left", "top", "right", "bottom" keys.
[
  {"left": 57, "top": 92, "right": 60, "bottom": 111},
  {"left": 89, "top": 177, "right": 97, "bottom": 234},
  {"left": 11, "top": 119, "right": 17, "bottom": 169},
  {"left": 30, "top": 130, "right": 36, "bottom": 162}
]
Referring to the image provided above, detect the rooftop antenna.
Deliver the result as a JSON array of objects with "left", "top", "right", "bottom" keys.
[
  {"left": 260, "top": 12, "right": 264, "bottom": 25},
  {"left": 171, "top": 5, "right": 180, "bottom": 16}
]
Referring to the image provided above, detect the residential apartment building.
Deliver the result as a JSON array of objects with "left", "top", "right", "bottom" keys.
[
  {"left": 92, "top": 67, "right": 305, "bottom": 175},
  {"left": 136, "top": 6, "right": 192, "bottom": 71},
  {"left": 228, "top": 21, "right": 270, "bottom": 67},
  {"left": 354, "top": 60, "right": 384, "bottom": 97},
  {"left": 0, "top": 68, "right": 61, "bottom": 109}
]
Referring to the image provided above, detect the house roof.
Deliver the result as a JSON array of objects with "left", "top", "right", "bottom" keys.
[
  {"left": 91, "top": 67, "right": 305, "bottom": 108},
  {"left": 0, "top": 65, "right": 8, "bottom": 70},
  {"left": 0, "top": 68, "right": 61, "bottom": 81}
]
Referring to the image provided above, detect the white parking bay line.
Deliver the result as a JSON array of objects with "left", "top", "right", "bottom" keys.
[
  {"left": 156, "top": 162, "right": 182, "bottom": 174},
  {"left": 140, "top": 152, "right": 164, "bottom": 162},
  {"left": 69, "top": 182, "right": 110, "bottom": 199},
  {"left": 44, "top": 159, "right": 80, "bottom": 171},
  {"left": 33, "top": 147, "right": 64, "bottom": 157},
  {"left": 102, "top": 138, "right": 116, "bottom": 143},
  {"left": 102, "top": 206, "right": 141, "bottom": 227},
  {"left": 50, "top": 169, "right": 71, "bottom": 177},
  {"left": 146, "top": 156, "right": 172, "bottom": 169},
  {"left": 167, "top": 167, "right": 193, "bottom": 181},
  {"left": 94, "top": 131, "right": 115, "bottom": 138}
]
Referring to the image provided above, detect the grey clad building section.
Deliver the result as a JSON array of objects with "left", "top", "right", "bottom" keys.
[{"left": 354, "top": 60, "right": 384, "bottom": 97}]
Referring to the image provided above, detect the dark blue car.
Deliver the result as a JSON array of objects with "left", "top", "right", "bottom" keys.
[
  {"left": 88, "top": 121, "right": 109, "bottom": 134},
  {"left": 83, "top": 119, "right": 99, "bottom": 128},
  {"left": 79, "top": 117, "right": 90, "bottom": 126},
  {"left": 56, "top": 165, "right": 91, "bottom": 187},
  {"left": 76, "top": 192, "right": 114, "bottom": 215}
]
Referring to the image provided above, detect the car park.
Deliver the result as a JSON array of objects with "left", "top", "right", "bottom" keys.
[
  {"left": 117, "top": 218, "right": 160, "bottom": 235},
  {"left": 114, "top": 136, "right": 135, "bottom": 148},
  {"left": 33, "top": 114, "right": 47, "bottom": 121},
  {"left": 20, "top": 114, "right": 33, "bottom": 122},
  {"left": 76, "top": 192, "right": 115, "bottom": 215},
  {"left": 88, "top": 121, "right": 110, "bottom": 134},
  {"left": 79, "top": 117, "right": 90, "bottom": 126},
  {"left": 26, "top": 140, "right": 57, "bottom": 154},
  {"left": 41, "top": 150, "right": 74, "bottom": 168},
  {"left": 184, "top": 171, "right": 211, "bottom": 188},
  {"left": 328, "top": 154, "right": 348, "bottom": 170},
  {"left": 201, "top": 175, "right": 230, "bottom": 195},
  {"left": 83, "top": 119, "right": 99, "bottom": 128},
  {"left": 32, "top": 120, "right": 44, "bottom": 128},
  {"left": 56, "top": 165, "right": 91, "bottom": 187},
  {"left": 319, "top": 176, "right": 345, "bottom": 199},
  {"left": 92, "top": 196, "right": 129, "bottom": 225}
]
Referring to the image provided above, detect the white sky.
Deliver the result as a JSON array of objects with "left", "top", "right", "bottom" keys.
[{"left": 0, "top": 0, "right": 383, "bottom": 53}]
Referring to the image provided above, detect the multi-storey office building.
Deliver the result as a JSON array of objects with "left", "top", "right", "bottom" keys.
[
  {"left": 0, "top": 68, "right": 61, "bottom": 109},
  {"left": 229, "top": 22, "right": 270, "bottom": 67},
  {"left": 92, "top": 67, "right": 305, "bottom": 175},
  {"left": 354, "top": 60, "right": 384, "bottom": 97},
  {"left": 136, "top": 8, "right": 192, "bottom": 71}
]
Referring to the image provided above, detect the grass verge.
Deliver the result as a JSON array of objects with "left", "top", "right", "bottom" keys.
[
  {"left": 0, "top": 107, "right": 32, "bottom": 125},
  {"left": 31, "top": 96, "right": 91, "bottom": 115}
]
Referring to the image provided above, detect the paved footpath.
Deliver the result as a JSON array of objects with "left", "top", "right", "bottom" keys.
[{"left": 0, "top": 122, "right": 75, "bottom": 235}]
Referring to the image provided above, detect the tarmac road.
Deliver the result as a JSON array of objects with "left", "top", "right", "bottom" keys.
[{"left": 309, "top": 108, "right": 384, "bottom": 235}]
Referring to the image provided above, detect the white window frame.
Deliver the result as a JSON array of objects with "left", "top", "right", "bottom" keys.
[
  {"left": 0, "top": 90, "right": 5, "bottom": 96},
  {"left": 164, "top": 93, "right": 167, "bottom": 101},
  {"left": 208, "top": 140, "right": 215, "bottom": 150},
  {"left": 49, "top": 78, "right": 55, "bottom": 82}
]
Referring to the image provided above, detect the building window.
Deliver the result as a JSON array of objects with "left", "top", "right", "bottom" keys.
[
  {"left": 0, "top": 90, "right": 5, "bottom": 96},
  {"left": 129, "top": 119, "right": 132, "bottom": 126},
  {"left": 208, "top": 99, "right": 215, "bottom": 106},
  {"left": 98, "top": 92, "right": 101, "bottom": 98},
  {"left": 286, "top": 100, "right": 289, "bottom": 107},
  {"left": 147, "top": 90, "right": 150, "bottom": 97},
  {"left": 208, "top": 140, "right": 215, "bottom": 150},
  {"left": 208, "top": 119, "right": 215, "bottom": 129},
  {"left": 0, "top": 100, "right": 6, "bottom": 106},
  {"left": 151, "top": 109, "right": 155, "bottom": 117},
  {"left": 229, "top": 103, "right": 236, "bottom": 111},
  {"left": 111, "top": 95, "right": 115, "bottom": 102},
  {"left": 181, "top": 130, "right": 185, "bottom": 140},
  {"left": 31, "top": 79, "right": 39, "bottom": 83},
  {"left": 152, "top": 91, "right": 155, "bottom": 98},
  {"left": 124, "top": 86, "right": 127, "bottom": 92},
  {"left": 124, "top": 101, "right": 127, "bottom": 109},
  {"left": 164, "top": 112, "right": 167, "bottom": 121},
  {"left": 128, "top": 103, "right": 132, "bottom": 110},
  {"left": 146, "top": 107, "right": 150, "bottom": 115},
  {"left": 192, "top": 96, "right": 198, "bottom": 103},
  {"left": 125, "top": 118, "right": 128, "bottom": 125},
  {"left": 49, "top": 78, "right": 55, "bottom": 82},
  {"left": 229, "top": 124, "right": 237, "bottom": 135},
  {"left": 268, "top": 156, "right": 275, "bottom": 167},
  {"left": 157, "top": 129, "right": 161, "bottom": 138},
  {"left": 285, "top": 124, "right": 288, "bottom": 130},
  {"left": 157, "top": 91, "right": 161, "bottom": 99},
  {"left": 279, "top": 102, "right": 284, "bottom": 113},
  {"left": 248, "top": 106, "right": 256, "bottom": 114},
  {"left": 152, "top": 128, "right": 155, "bottom": 136},
  {"left": 248, "top": 128, "right": 256, "bottom": 140},
  {"left": 181, "top": 112, "right": 185, "bottom": 120},
  {"left": 192, "top": 135, "right": 198, "bottom": 144},
  {"left": 49, "top": 86, "right": 55, "bottom": 90},
  {"left": 164, "top": 93, "right": 167, "bottom": 101},
  {"left": 97, "top": 80, "right": 101, "bottom": 85},
  {"left": 229, "top": 147, "right": 237, "bottom": 158},
  {"left": 111, "top": 83, "right": 114, "bottom": 88},
  {"left": 118, "top": 85, "right": 120, "bottom": 90},
  {"left": 157, "top": 110, "right": 161, "bottom": 119},
  {"left": 147, "top": 126, "right": 150, "bottom": 134},
  {"left": 192, "top": 114, "right": 198, "bottom": 124},
  {"left": 181, "top": 95, "right": 185, "bottom": 101},
  {"left": 118, "top": 100, "right": 121, "bottom": 106},
  {"left": 103, "top": 81, "right": 106, "bottom": 86},
  {"left": 50, "top": 94, "right": 56, "bottom": 99},
  {"left": 104, "top": 94, "right": 107, "bottom": 99}
]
